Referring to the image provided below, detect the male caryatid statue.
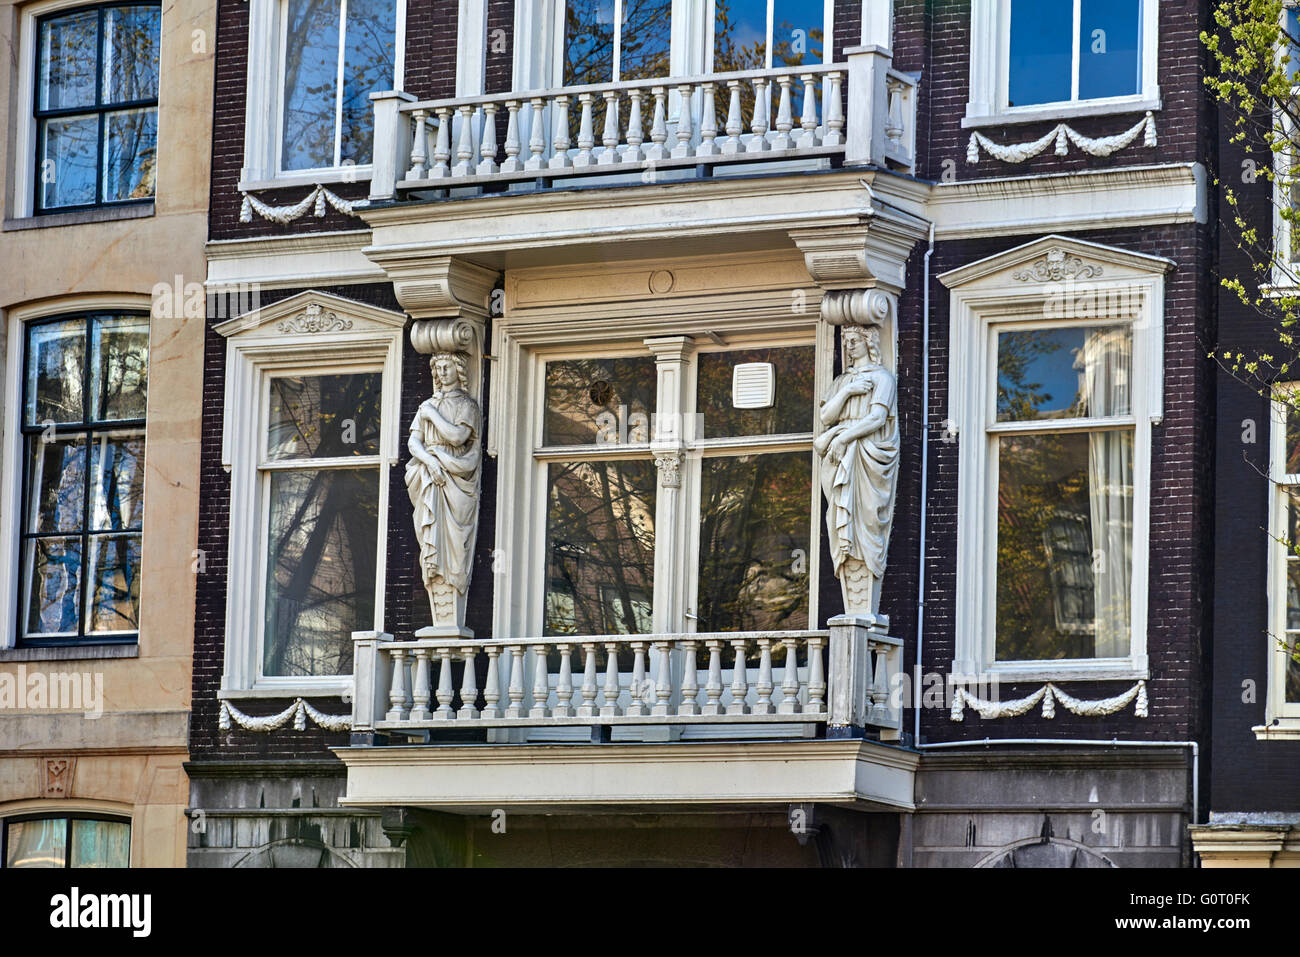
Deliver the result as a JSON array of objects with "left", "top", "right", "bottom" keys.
[
  {"left": 405, "top": 351, "right": 483, "bottom": 635},
  {"left": 812, "top": 323, "right": 900, "bottom": 618}
]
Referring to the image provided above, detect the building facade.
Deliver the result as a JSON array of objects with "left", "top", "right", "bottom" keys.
[
  {"left": 0, "top": 0, "right": 214, "bottom": 866},
  {"left": 189, "top": 0, "right": 1214, "bottom": 867}
]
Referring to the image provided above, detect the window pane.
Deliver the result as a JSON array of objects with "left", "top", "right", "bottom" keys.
[
  {"left": 543, "top": 357, "right": 656, "bottom": 446},
  {"left": 39, "top": 115, "right": 99, "bottom": 209},
  {"left": 39, "top": 11, "right": 98, "bottom": 111},
  {"left": 26, "top": 320, "right": 87, "bottom": 426},
  {"left": 5, "top": 819, "right": 67, "bottom": 868},
  {"left": 619, "top": 0, "right": 671, "bottom": 80},
  {"left": 715, "top": 0, "right": 768, "bottom": 72},
  {"left": 997, "top": 326, "right": 1131, "bottom": 422},
  {"left": 1008, "top": 0, "right": 1073, "bottom": 107},
  {"left": 263, "top": 468, "right": 377, "bottom": 676},
  {"left": 544, "top": 460, "right": 656, "bottom": 636},
  {"left": 1078, "top": 0, "right": 1141, "bottom": 100},
  {"left": 267, "top": 373, "right": 382, "bottom": 459},
  {"left": 697, "top": 346, "right": 814, "bottom": 437},
  {"left": 282, "top": 0, "right": 342, "bottom": 170},
  {"left": 1284, "top": 396, "right": 1300, "bottom": 475},
  {"left": 1289, "top": 8, "right": 1300, "bottom": 85},
  {"left": 697, "top": 451, "right": 811, "bottom": 631},
  {"left": 772, "top": 0, "right": 824, "bottom": 67},
  {"left": 24, "top": 538, "right": 83, "bottom": 637},
  {"left": 1286, "top": 489, "right": 1300, "bottom": 703},
  {"left": 339, "top": 0, "right": 396, "bottom": 165},
  {"left": 995, "top": 429, "right": 1133, "bottom": 661},
  {"left": 564, "top": 0, "right": 615, "bottom": 85},
  {"left": 90, "top": 434, "right": 145, "bottom": 530},
  {"left": 102, "top": 108, "right": 157, "bottom": 201},
  {"left": 102, "top": 5, "right": 161, "bottom": 104},
  {"left": 86, "top": 534, "right": 141, "bottom": 633},
  {"left": 69, "top": 819, "right": 131, "bottom": 868},
  {"left": 26, "top": 435, "right": 86, "bottom": 533},
  {"left": 92, "top": 315, "right": 149, "bottom": 421}
]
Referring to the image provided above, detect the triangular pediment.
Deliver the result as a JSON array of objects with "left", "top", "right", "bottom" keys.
[
  {"left": 214, "top": 289, "right": 407, "bottom": 339},
  {"left": 937, "top": 234, "right": 1175, "bottom": 290}
]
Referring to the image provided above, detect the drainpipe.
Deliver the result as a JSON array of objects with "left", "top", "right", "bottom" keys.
[{"left": 914, "top": 220, "right": 934, "bottom": 748}]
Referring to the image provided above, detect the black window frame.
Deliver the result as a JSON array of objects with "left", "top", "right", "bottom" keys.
[
  {"left": 1, "top": 813, "right": 132, "bottom": 868},
  {"left": 32, "top": 1, "right": 161, "bottom": 215},
  {"left": 17, "top": 311, "right": 148, "bottom": 647}
]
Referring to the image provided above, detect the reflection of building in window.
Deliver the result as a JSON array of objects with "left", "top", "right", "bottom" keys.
[
  {"left": 600, "top": 584, "right": 652, "bottom": 634},
  {"left": 1042, "top": 509, "right": 1096, "bottom": 637}
]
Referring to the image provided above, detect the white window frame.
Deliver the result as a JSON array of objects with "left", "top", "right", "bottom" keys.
[
  {"left": 240, "top": 0, "right": 407, "bottom": 191},
  {"left": 1265, "top": 385, "right": 1300, "bottom": 731},
  {"left": 214, "top": 290, "right": 405, "bottom": 697},
  {"left": 940, "top": 235, "right": 1172, "bottom": 682},
  {"left": 964, "top": 0, "right": 1160, "bottom": 128},
  {"left": 1271, "top": 3, "right": 1300, "bottom": 286}
]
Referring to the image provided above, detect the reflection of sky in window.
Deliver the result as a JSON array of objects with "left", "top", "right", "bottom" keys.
[
  {"left": 1078, "top": 0, "right": 1140, "bottom": 100},
  {"left": 773, "top": 0, "right": 823, "bottom": 66},
  {"left": 998, "top": 328, "right": 1086, "bottom": 420},
  {"left": 1008, "top": 0, "right": 1072, "bottom": 106},
  {"left": 1288, "top": 9, "right": 1300, "bottom": 85}
]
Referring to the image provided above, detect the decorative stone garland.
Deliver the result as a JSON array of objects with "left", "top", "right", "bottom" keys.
[
  {"left": 950, "top": 680, "right": 1148, "bottom": 721},
  {"left": 219, "top": 697, "right": 352, "bottom": 733},
  {"left": 238, "top": 184, "right": 361, "bottom": 224},
  {"left": 966, "top": 112, "right": 1156, "bottom": 165}
]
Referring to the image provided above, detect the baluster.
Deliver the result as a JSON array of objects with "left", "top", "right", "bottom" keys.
[
  {"left": 823, "top": 72, "right": 844, "bottom": 146},
  {"left": 696, "top": 82, "right": 719, "bottom": 156},
  {"left": 602, "top": 642, "right": 623, "bottom": 717},
  {"left": 644, "top": 87, "right": 669, "bottom": 160},
  {"left": 452, "top": 104, "right": 475, "bottom": 175},
  {"left": 625, "top": 89, "right": 645, "bottom": 162},
  {"left": 477, "top": 103, "right": 499, "bottom": 175},
  {"left": 574, "top": 92, "right": 596, "bottom": 167},
  {"left": 727, "top": 638, "right": 750, "bottom": 715},
  {"left": 554, "top": 643, "right": 574, "bottom": 717},
  {"left": 524, "top": 98, "right": 547, "bottom": 170},
  {"left": 435, "top": 647, "right": 455, "bottom": 717},
  {"left": 500, "top": 100, "right": 523, "bottom": 172},
  {"left": 779, "top": 637, "right": 801, "bottom": 714},
  {"left": 678, "top": 638, "right": 700, "bottom": 715},
  {"left": 754, "top": 637, "right": 774, "bottom": 714},
  {"left": 806, "top": 635, "right": 826, "bottom": 713},
  {"left": 598, "top": 90, "right": 621, "bottom": 165},
  {"left": 721, "top": 80, "right": 744, "bottom": 155},
  {"left": 549, "top": 95, "right": 572, "bottom": 168},
  {"left": 385, "top": 647, "right": 408, "bottom": 721},
  {"left": 701, "top": 639, "right": 724, "bottom": 715},
  {"left": 530, "top": 644, "right": 550, "bottom": 718},
  {"left": 885, "top": 77, "right": 904, "bottom": 146},
  {"left": 746, "top": 76, "right": 770, "bottom": 153},
  {"left": 578, "top": 642, "right": 600, "bottom": 716},
  {"left": 482, "top": 645, "right": 502, "bottom": 718},
  {"left": 506, "top": 645, "right": 526, "bottom": 717},
  {"left": 431, "top": 107, "right": 453, "bottom": 177},
  {"left": 458, "top": 646, "right": 480, "bottom": 719},
  {"left": 671, "top": 83, "right": 694, "bottom": 158},
  {"left": 870, "top": 641, "right": 890, "bottom": 724},
  {"left": 406, "top": 109, "right": 428, "bottom": 179},
  {"left": 652, "top": 639, "right": 674, "bottom": 715},
  {"left": 408, "top": 647, "right": 431, "bottom": 721},
  {"left": 797, "top": 74, "right": 820, "bottom": 148},
  {"left": 772, "top": 74, "right": 794, "bottom": 150},
  {"left": 627, "top": 641, "right": 648, "bottom": 716}
]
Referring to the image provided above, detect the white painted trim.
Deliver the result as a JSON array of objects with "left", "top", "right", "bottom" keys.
[
  {"left": 215, "top": 290, "right": 405, "bottom": 694},
  {"left": 205, "top": 230, "right": 386, "bottom": 290},
  {"left": 1266, "top": 386, "right": 1300, "bottom": 726},
  {"left": 965, "top": 0, "right": 1159, "bottom": 125},
  {"left": 939, "top": 235, "right": 1172, "bottom": 681},
  {"left": 456, "top": 0, "right": 489, "bottom": 97}
]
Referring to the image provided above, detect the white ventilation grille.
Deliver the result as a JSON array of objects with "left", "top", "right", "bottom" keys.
[{"left": 732, "top": 362, "right": 775, "bottom": 409}]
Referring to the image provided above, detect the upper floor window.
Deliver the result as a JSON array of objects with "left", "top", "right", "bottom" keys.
[
  {"left": 34, "top": 3, "right": 160, "bottom": 212},
  {"left": 2, "top": 815, "right": 130, "bottom": 867},
  {"left": 19, "top": 314, "right": 148, "bottom": 645},
  {"left": 1266, "top": 387, "right": 1300, "bottom": 728}
]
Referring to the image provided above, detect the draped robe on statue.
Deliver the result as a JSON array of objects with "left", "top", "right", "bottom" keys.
[
  {"left": 820, "top": 364, "right": 900, "bottom": 582},
  {"left": 405, "top": 389, "right": 482, "bottom": 595}
]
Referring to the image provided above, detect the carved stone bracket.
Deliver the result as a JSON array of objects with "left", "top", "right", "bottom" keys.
[
  {"left": 819, "top": 287, "right": 896, "bottom": 329},
  {"left": 375, "top": 254, "right": 500, "bottom": 324},
  {"left": 42, "top": 756, "right": 76, "bottom": 798},
  {"left": 654, "top": 452, "right": 683, "bottom": 489}
]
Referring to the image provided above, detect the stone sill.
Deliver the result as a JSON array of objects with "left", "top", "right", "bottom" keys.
[
  {"left": 961, "top": 97, "right": 1162, "bottom": 129},
  {"left": 3, "top": 203, "right": 154, "bottom": 231},
  {"left": 1252, "top": 723, "right": 1300, "bottom": 741},
  {"left": 217, "top": 684, "right": 351, "bottom": 700},
  {"left": 0, "top": 643, "right": 138, "bottom": 662}
]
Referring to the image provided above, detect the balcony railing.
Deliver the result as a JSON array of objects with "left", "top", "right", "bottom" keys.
[
  {"left": 351, "top": 617, "right": 902, "bottom": 743},
  {"left": 368, "top": 47, "right": 918, "bottom": 201}
]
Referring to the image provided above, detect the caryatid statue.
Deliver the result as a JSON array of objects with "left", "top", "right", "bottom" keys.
[
  {"left": 405, "top": 351, "right": 483, "bottom": 635},
  {"left": 812, "top": 322, "right": 900, "bottom": 618}
]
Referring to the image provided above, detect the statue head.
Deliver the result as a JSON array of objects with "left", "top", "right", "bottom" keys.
[
  {"left": 430, "top": 352, "right": 469, "bottom": 393},
  {"left": 842, "top": 324, "right": 883, "bottom": 366}
]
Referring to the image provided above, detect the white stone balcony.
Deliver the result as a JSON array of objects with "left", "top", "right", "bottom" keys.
[{"left": 368, "top": 48, "right": 918, "bottom": 202}]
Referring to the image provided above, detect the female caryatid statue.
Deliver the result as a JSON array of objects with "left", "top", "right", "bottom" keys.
[
  {"left": 812, "top": 323, "right": 900, "bottom": 618},
  {"left": 405, "top": 352, "right": 483, "bottom": 635}
]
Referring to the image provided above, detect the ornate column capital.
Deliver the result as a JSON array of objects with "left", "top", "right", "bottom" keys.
[{"left": 819, "top": 287, "right": 896, "bottom": 328}]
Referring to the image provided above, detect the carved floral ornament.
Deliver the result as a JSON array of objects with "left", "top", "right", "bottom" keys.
[
  {"left": 1011, "top": 248, "right": 1104, "bottom": 283},
  {"left": 276, "top": 302, "right": 354, "bottom": 334}
]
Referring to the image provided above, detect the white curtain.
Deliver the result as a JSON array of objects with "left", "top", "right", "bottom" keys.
[{"left": 1082, "top": 328, "right": 1133, "bottom": 658}]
